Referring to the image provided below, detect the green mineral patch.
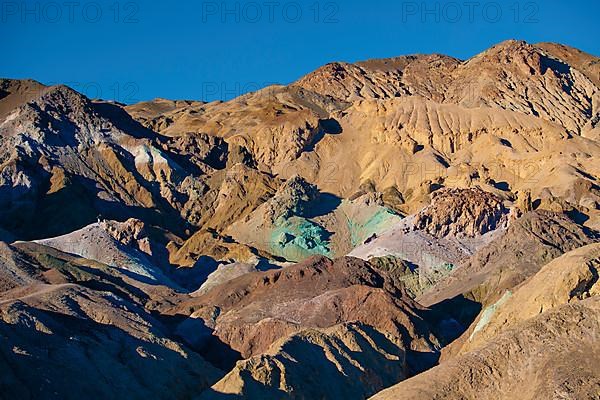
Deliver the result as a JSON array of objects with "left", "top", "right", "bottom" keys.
[
  {"left": 270, "top": 217, "right": 331, "bottom": 261},
  {"left": 346, "top": 207, "right": 402, "bottom": 247},
  {"left": 440, "top": 262, "right": 455, "bottom": 271},
  {"left": 470, "top": 290, "right": 512, "bottom": 340}
]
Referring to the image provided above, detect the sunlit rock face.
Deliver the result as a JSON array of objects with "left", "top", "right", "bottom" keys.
[{"left": 0, "top": 40, "right": 600, "bottom": 400}]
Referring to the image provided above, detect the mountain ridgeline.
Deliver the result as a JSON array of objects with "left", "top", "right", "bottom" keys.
[{"left": 0, "top": 40, "right": 599, "bottom": 399}]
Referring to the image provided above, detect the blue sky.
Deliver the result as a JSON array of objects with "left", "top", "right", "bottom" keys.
[{"left": 1, "top": 0, "right": 598, "bottom": 103}]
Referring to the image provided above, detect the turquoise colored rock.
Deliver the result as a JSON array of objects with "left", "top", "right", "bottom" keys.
[
  {"left": 441, "top": 262, "right": 455, "bottom": 271},
  {"left": 267, "top": 200, "right": 402, "bottom": 261},
  {"left": 270, "top": 217, "right": 331, "bottom": 261},
  {"left": 346, "top": 207, "right": 402, "bottom": 247}
]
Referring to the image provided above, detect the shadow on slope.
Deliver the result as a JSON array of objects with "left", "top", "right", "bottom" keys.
[{"left": 0, "top": 306, "right": 222, "bottom": 400}]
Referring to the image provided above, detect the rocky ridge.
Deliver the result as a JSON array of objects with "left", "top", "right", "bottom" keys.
[{"left": 0, "top": 39, "right": 599, "bottom": 400}]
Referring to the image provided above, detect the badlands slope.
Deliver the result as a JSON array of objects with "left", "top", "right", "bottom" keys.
[{"left": 0, "top": 40, "right": 599, "bottom": 399}]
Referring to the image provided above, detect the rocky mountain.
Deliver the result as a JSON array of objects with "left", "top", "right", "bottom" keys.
[
  {"left": 0, "top": 39, "right": 599, "bottom": 399},
  {"left": 171, "top": 256, "right": 437, "bottom": 362},
  {"left": 0, "top": 241, "right": 221, "bottom": 399},
  {"left": 371, "top": 244, "right": 600, "bottom": 400},
  {"left": 418, "top": 210, "right": 597, "bottom": 308},
  {"left": 203, "top": 322, "right": 408, "bottom": 400}
]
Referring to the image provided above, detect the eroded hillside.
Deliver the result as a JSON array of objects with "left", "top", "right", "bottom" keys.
[{"left": 1, "top": 40, "right": 599, "bottom": 399}]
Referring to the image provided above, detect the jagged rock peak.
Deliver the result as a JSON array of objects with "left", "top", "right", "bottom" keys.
[{"left": 414, "top": 187, "right": 510, "bottom": 238}]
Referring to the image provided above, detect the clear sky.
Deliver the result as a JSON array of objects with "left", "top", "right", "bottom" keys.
[{"left": 1, "top": 0, "right": 598, "bottom": 103}]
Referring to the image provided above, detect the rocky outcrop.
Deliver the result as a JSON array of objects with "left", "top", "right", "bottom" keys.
[
  {"left": 295, "top": 40, "right": 598, "bottom": 134},
  {"left": 535, "top": 42, "right": 600, "bottom": 87},
  {"left": 99, "top": 218, "right": 153, "bottom": 253},
  {"left": 225, "top": 180, "right": 402, "bottom": 262},
  {"left": 413, "top": 188, "right": 510, "bottom": 238},
  {"left": 262, "top": 175, "right": 318, "bottom": 223},
  {"left": 293, "top": 54, "right": 460, "bottom": 103},
  {"left": 169, "top": 228, "right": 270, "bottom": 268},
  {"left": 419, "top": 210, "right": 597, "bottom": 307}
]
